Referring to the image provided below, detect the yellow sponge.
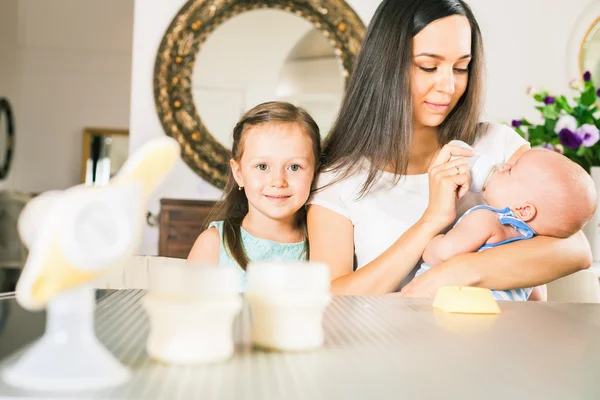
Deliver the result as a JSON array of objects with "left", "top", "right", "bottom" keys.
[{"left": 433, "top": 286, "right": 501, "bottom": 314}]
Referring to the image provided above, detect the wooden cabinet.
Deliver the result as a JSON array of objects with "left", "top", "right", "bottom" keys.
[{"left": 158, "top": 199, "right": 217, "bottom": 259}]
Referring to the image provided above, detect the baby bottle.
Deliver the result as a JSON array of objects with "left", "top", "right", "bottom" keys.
[
  {"left": 246, "top": 261, "right": 331, "bottom": 352},
  {"left": 448, "top": 140, "right": 497, "bottom": 192},
  {"left": 143, "top": 264, "right": 242, "bottom": 365}
]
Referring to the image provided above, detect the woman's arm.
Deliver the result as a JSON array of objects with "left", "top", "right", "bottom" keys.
[
  {"left": 447, "top": 231, "right": 592, "bottom": 290},
  {"left": 401, "top": 231, "right": 591, "bottom": 297},
  {"left": 308, "top": 204, "right": 441, "bottom": 295}
]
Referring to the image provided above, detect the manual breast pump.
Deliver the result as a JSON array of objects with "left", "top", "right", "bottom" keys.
[{"left": 448, "top": 140, "right": 497, "bottom": 192}]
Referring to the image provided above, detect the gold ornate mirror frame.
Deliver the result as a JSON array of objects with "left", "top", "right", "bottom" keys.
[{"left": 154, "top": 0, "right": 366, "bottom": 188}]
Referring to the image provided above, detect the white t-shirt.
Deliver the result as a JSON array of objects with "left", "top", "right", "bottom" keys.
[{"left": 308, "top": 123, "right": 529, "bottom": 284}]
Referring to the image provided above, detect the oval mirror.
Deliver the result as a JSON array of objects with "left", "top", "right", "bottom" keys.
[
  {"left": 154, "top": 0, "right": 365, "bottom": 189},
  {"left": 581, "top": 16, "right": 600, "bottom": 85},
  {"left": 0, "top": 98, "right": 15, "bottom": 181}
]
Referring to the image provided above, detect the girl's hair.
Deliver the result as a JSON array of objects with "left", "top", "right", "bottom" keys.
[
  {"left": 212, "top": 101, "right": 321, "bottom": 270},
  {"left": 320, "top": 0, "right": 485, "bottom": 196}
]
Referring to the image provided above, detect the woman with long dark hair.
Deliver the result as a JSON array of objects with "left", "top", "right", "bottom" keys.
[{"left": 308, "top": 0, "right": 591, "bottom": 296}]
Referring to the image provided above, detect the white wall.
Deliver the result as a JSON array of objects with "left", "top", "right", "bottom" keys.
[
  {"left": 468, "top": 0, "right": 598, "bottom": 124},
  {"left": 193, "top": 10, "right": 314, "bottom": 148},
  {"left": 0, "top": 0, "right": 134, "bottom": 193},
  {"left": 130, "top": 0, "right": 599, "bottom": 255},
  {"left": 277, "top": 57, "right": 345, "bottom": 136}
]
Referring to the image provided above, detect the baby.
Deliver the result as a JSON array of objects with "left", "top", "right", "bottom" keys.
[{"left": 418, "top": 148, "right": 597, "bottom": 301}]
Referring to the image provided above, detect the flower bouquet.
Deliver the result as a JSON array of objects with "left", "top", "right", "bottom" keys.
[{"left": 511, "top": 71, "right": 600, "bottom": 172}]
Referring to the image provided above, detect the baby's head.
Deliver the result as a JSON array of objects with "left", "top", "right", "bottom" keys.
[
  {"left": 226, "top": 101, "right": 321, "bottom": 223},
  {"left": 483, "top": 148, "right": 597, "bottom": 237}
]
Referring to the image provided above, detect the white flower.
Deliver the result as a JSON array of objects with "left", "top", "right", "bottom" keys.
[
  {"left": 554, "top": 114, "right": 578, "bottom": 134},
  {"left": 569, "top": 79, "right": 581, "bottom": 90},
  {"left": 526, "top": 86, "right": 535, "bottom": 96}
]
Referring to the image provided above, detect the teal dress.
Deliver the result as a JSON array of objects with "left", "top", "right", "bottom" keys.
[{"left": 208, "top": 221, "right": 307, "bottom": 291}]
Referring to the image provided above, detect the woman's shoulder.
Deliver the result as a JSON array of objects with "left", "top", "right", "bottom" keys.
[
  {"left": 308, "top": 165, "right": 369, "bottom": 219},
  {"left": 313, "top": 159, "right": 371, "bottom": 191},
  {"left": 473, "top": 122, "right": 529, "bottom": 163},
  {"left": 310, "top": 165, "right": 368, "bottom": 204}
]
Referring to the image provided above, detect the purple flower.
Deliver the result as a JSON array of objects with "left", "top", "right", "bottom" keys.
[
  {"left": 511, "top": 119, "right": 522, "bottom": 128},
  {"left": 559, "top": 128, "right": 583, "bottom": 149},
  {"left": 543, "top": 96, "right": 555, "bottom": 105},
  {"left": 597, "top": 88, "right": 600, "bottom": 98},
  {"left": 584, "top": 71, "right": 592, "bottom": 82},
  {"left": 576, "top": 124, "right": 600, "bottom": 147}
]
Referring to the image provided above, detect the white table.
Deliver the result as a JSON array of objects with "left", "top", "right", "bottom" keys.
[{"left": 1, "top": 290, "right": 600, "bottom": 399}]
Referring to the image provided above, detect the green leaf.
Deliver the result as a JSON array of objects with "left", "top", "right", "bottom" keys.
[
  {"left": 542, "top": 104, "right": 559, "bottom": 119},
  {"left": 520, "top": 118, "right": 533, "bottom": 127},
  {"left": 532, "top": 125, "right": 545, "bottom": 139},
  {"left": 533, "top": 94, "right": 545, "bottom": 102},
  {"left": 544, "top": 119, "right": 557, "bottom": 135},
  {"left": 575, "top": 104, "right": 588, "bottom": 118},
  {"left": 576, "top": 146, "right": 587, "bottom": 157},
  {"left": 582, "top": 87, "right": 596, "bottom": 106},
  {"left": 556, "top": 96, "right": 573, "bottom": 113},
  {"left": 584, "top": 79, "right": 595, "bottom": 91}
]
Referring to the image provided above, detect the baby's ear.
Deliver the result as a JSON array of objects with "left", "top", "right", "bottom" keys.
[{"left": 513, "top": 203, "right": 537, "bottom": 222}]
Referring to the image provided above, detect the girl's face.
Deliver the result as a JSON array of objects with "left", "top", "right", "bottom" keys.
[
  {"left": 411, "top": 15, "right": 472, "bottom": 130},
  {"left": 231, "top": 123, "right": 316, "bottom": 225}
]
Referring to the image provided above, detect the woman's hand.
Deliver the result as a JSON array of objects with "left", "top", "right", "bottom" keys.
[{"left": 422, "top": 144, "right": 473, "bottom": 230}]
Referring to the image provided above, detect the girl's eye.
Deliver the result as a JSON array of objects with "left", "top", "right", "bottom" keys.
[
  {"left": 289, "top": 164, "right": 301, "bottom": 172},
  {"left": 419, "top": 66, "right": 436, "bottom": 73},
  {"left": 256, "top": 164, "right": 268, "bottom": 171}
]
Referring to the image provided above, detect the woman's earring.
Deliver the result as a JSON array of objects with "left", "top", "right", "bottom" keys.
[{"left": 238, "top": 186, "right": 243, "bottom": 191}]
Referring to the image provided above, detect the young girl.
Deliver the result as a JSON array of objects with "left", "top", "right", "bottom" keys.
[{"left": 187, "top": 101, "right": 321, "bottom": 290}]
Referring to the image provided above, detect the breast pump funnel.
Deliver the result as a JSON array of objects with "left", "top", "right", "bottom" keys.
[
  {"left": 448, "top": 140, "right": 497, "bottom": 192},
  {"left": 1, "top": 137, "right": 181, "bottom": 392}
]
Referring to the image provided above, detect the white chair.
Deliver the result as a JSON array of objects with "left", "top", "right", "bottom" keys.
[
  {"left": 546, "top": 269, "right": 600, "bottom": 303},
  {"left": 94, "top": 255, "right": 187, "bottom": 290}
]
